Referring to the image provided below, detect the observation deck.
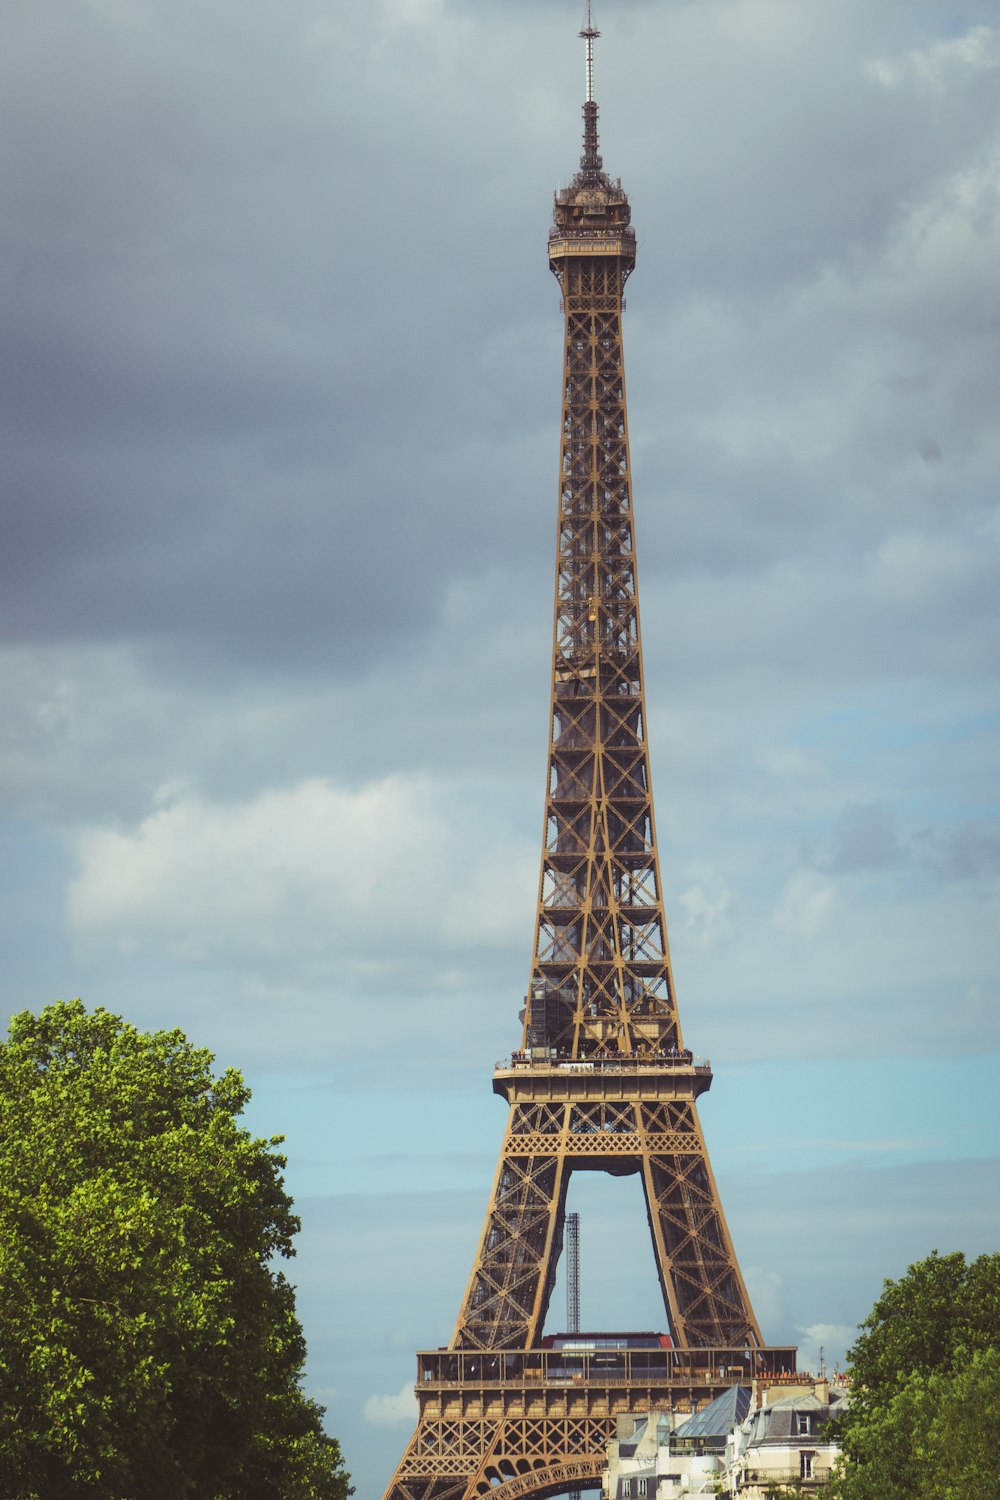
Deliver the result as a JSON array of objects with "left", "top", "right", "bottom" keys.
[
  {"left": 493, "top": 1052, "right": 713, "bottom": 1104},
  {"left": 547, "top": 225, "right": 636, "bottom": 266},
  {"left": 419, "top": 1342, "right": 799, "bottom": 1393}
]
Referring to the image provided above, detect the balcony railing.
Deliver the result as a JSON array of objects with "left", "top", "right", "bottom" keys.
[
  {"left": 733, "top": 1462, "right": 835, "bottom": 1492},
  {"left": 495, "top": 1051, "right": 711, "bottom": 1074}
]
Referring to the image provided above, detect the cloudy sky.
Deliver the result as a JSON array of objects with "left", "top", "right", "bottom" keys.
[{"left": 3, "top": 0, "right": 999, "bottom": 1493}]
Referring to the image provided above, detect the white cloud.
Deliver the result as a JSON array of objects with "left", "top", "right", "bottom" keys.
[
  {"left": 362, "top": 1381, "right": 418, "bottom": 1427},
  {"left": 678, "top": 864, "right": 735, "bottom": 946},
  {"left": 382, "top": 0, "right": 444, "bottom": 24},
  {"left": 67, "top": 775, "right": 535, "bottom": 990},
  {"left": 307, "top": 1384, "right": 340, "bottom": 1408},
  {"left": 772, "top": 871, "right": 837, "bottom": 938},
  {"left": 874, "top": 526, "right": 997, "bottom": 609},
  {"left": 742, "top": 1269, "right": 788, "bottom": 1336},
  {"left": 795, "top": 1323, "right": 859, "bottom": 1376},
  {"left": 866, "top": 24, "right": 1000, "bottom": 91}
]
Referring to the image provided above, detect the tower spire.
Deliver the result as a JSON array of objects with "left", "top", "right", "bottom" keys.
[
  {"left": 579, "top": 2, "right": 602, "bottom": 175},
  {"left": 580, "top": 1, "right": 599, "bottom": 103}
]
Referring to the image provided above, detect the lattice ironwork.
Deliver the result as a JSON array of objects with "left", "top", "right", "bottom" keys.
[
  {"left": 381, "top": 20, "right": 788, "bottom": 1499},
  {"left": 451, "top": 1084, "right": 758, "bottom": 1355},
  {"left": 383, "top": 1342, "right": 799, "bottom": 1500}
]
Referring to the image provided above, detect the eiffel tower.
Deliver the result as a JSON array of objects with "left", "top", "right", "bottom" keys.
[{"left": 382, "top": 11, "right": 795, "bottom": 1498}]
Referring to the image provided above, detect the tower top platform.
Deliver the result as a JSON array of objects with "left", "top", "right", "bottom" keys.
[{"left": 549, "top": 5, "right": 635, "bottom": 278}]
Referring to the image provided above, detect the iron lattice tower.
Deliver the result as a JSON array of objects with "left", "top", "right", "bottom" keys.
[{"left": 382, "top": 13, "right": 793, "bottom": 1499}]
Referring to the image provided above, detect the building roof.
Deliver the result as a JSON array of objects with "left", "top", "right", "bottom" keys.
[
  {"left": 743, "top": 1387, "right": 848, "bottom": 1446},
  {"left": 617, "top": 1415, "right": 649, "bottom": 1458},
  {"left": 675, "top": 1385, "right": 751, "bottom": 1440}
]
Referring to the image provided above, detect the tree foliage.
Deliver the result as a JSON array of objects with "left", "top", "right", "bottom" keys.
[
  {"left": 832, "top": 1250, "right": 1000, "bottom": 1500},
  {"left": 0, "top": 1000, "right": 352, "bottom": 1500}
]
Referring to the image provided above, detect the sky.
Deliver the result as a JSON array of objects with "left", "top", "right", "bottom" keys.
[{"left": 2, "top": 0, "right": 999, "bottom": 1493}]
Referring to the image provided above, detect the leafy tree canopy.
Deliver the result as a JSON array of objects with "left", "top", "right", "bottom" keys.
[
  {"left": 0, "top": 999, "right": 352, "bottom": 1500},
  {"left": 832, "top": 1249, "right": 1000, "bottom": 1500}
]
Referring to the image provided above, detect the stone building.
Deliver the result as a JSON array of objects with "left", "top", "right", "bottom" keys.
[
  {"left": 603, "top": 1377, "right": 848, "bottom": 1499},
  {"left": 604, "top": 1386, "right": 749, "bottom": 1498},
  {"left": 722, "top": 1376, "right": 847, "bottom": 1497}
]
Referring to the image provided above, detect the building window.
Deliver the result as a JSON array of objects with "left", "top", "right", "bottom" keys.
[
  {"left": 638, "top": 1483, "right": 647, "bottom": 1497},
  {"left": 801, "top": 1451, "right": 815, "bottom": 1480},
  {"left": 797, "top": 1412, "right": 813, "bottom": 1436}
]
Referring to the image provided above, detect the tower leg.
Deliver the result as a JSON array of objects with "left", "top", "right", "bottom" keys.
[
  {"left": 452, "top": 1101, "right": 570, "bottom": 1352},
  {"left": 450, "top": 1081, "right": 761, "bottom": 1355},
  {"left": 637, "top": 1100, "right": 762, "bottom": 1348}
]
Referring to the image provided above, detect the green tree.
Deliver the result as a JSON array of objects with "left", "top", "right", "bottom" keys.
[
  {"left": 0, "top": 1000, "right": 352, "bottom": 1500},
  {"left": 832, "top": 1250, "right": 1000, "bottom": 1500}
]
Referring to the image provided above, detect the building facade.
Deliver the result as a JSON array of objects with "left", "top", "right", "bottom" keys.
[{"left": 604, "top": 1379, "right": 848, "bottom": 1500}]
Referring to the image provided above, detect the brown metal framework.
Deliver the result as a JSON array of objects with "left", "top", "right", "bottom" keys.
[{"left": 382, "top": 22, "right": 791, "bottom": 1499}]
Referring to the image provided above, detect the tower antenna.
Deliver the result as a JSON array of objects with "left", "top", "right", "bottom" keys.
[
  {"left": 566, "top": 1211, "right": 580, "bottom": 1335},
  {"left": 566, "top": 1212, "right": 582, "bottom": 1500},
  {"left": 580, "top": 1, "right": 600, "bottom": 103}
]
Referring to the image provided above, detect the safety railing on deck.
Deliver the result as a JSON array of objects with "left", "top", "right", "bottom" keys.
[
  {"left": 417, "top": 1346, "right": 798, "bottom": 1389},
  {"left": 495, "top": 1051, "right": 711, "bottom": 1073}
]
